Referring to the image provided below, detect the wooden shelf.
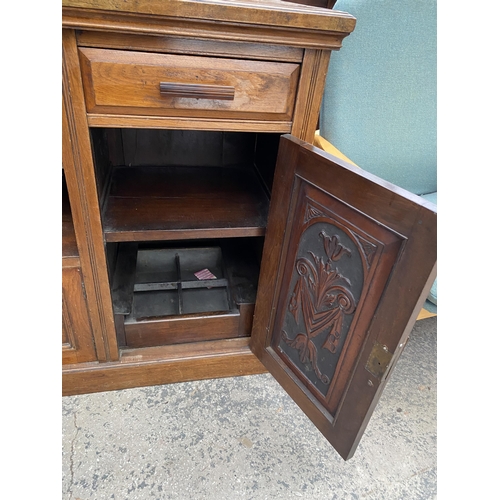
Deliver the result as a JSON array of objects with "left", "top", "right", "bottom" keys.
[{"left": 102, "top": 165, "right": 269, "bottom": 242}]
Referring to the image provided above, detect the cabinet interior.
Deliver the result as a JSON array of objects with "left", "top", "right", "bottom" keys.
[
  {"left": 62, "top": 171, "right": 78, "bottom": 261},
  {"left": 89, "top": 128, "right": 281, "bottom": 349}
]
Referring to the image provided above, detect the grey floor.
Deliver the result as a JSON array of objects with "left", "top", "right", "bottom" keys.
[{"left": 62, "top": 316, "right": 437, "bottom": 500}]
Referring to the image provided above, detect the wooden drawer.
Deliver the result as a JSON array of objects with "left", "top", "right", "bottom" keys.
[{"left": 79, "top": 48, "right": 300, "bottom": 122}]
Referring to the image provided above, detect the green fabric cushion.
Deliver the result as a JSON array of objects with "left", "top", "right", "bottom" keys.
[
  {"left": 420, "top": 191, "right": 437, "bottom": 205},
  {"left": 423, "top": 299, "right": 437, "bottom": 314},
  {"left": 320, "top": 0, "right": 437, "bottom": 196},
  {"left": 427, "top": 278, "right": 437, "bottom": 306}
]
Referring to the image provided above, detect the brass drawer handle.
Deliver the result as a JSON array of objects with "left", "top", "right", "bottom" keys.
[{"left": 159, "top": 82, "right": 235, "bottom": 100}]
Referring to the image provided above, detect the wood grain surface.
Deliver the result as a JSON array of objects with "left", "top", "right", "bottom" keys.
[
  {"left": 79, "top": 48, "right": 300, "bottom": 121},
  {"left": 102, "top": 165, "right": 270, "bottom": 242}
]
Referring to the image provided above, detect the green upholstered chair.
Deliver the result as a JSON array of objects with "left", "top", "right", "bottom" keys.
[{"left": 319, "top": 0, "right": 437, "bottom": 314}]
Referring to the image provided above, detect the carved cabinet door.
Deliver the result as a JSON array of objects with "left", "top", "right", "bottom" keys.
[{"left": 250, "top": 135, "right": 436, "bottom": 460}]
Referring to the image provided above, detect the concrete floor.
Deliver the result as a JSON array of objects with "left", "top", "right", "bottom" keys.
[{"left": 62, "top": 316, "right": 437, "bottom": 500}]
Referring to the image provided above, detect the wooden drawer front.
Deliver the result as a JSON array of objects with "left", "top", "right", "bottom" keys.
[{"left": 79, "top": 48, "right": 300, "bottom": 121}]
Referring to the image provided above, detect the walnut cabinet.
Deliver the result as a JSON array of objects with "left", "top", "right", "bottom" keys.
[{"left": 62, "top": 0, "right": 436, "bottom": 460}]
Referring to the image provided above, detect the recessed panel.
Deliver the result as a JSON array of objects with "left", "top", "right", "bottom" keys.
[
  {"left": 271, "top": 179, "right": 404, "bottom": 412},
  {"left": 277, "top": 220, "right": 364, "bottom": 397}
]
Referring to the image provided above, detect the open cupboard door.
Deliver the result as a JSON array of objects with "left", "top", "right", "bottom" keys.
[{"left": 250, "top": 135, "right": 437, "bottom": 461}]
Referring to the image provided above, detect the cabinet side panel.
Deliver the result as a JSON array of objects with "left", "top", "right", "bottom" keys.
[
  {"left": 63, "top": 28, "right": 119, "bottom": 361},
  {"left": 291, "top": 49, "right": 331, "bottom": 142}
]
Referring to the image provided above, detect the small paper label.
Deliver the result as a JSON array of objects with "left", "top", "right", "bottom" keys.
[{"left": 194, "top": 268, "right": 217, "bottom": 280}]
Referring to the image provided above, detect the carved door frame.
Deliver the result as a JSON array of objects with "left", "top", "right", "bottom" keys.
[{"left": 250, "top": 135, "right": 437, "bottom": 460}]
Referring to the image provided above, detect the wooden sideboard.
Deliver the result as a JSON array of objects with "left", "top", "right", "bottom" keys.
[{"left": 62, "top": 0, "right": 436, "bottom": 460}]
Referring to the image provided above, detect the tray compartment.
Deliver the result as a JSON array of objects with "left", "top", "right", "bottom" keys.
[
  {"left": 111, "top": 241, "right": 259, "bottom": 348},
  {"left": 132, "top": 247, "right": 229, "bottom": 317}
]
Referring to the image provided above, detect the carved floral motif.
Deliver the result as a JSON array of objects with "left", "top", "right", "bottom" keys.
[
  {"left": 353, "top": 234, "right": 377, "bottom": 268},
  {"left": 304, "top": 204, "right": 327, "bottom": 223},
  {"left": 304, "top": 200, "right": 379, "bottom": 269},
  {"left": 281, "top": 230, "right": 357, "bottom": 384}
]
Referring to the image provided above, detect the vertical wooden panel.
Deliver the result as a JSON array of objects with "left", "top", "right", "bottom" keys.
[
  {"left": 62, "top": 265, "right": 98, "bottom": 364},
  {"left": 291, "top": 49, "right": 331, "bottom": 142},
  {"left": 63, "top": 28, "right": 119, "bottom": 361}
]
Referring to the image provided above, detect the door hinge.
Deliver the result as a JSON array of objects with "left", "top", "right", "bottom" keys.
[{"left": 365, "top": 341, "right": 393, "bottom": 378}]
